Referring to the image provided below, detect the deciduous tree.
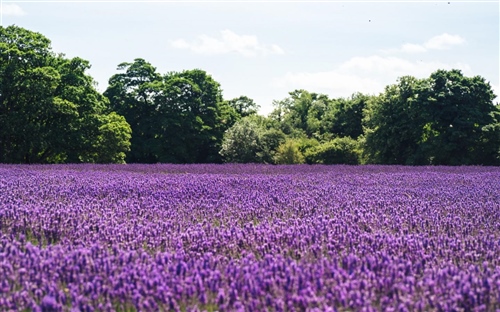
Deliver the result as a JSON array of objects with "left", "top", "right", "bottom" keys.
[{"left": 0, "top": 26, "right": 131, "bottom": 164}]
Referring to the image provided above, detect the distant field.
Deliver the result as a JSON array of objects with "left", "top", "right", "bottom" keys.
[{"left": 0, "top": 164, "right": 499, "bottom": 311}]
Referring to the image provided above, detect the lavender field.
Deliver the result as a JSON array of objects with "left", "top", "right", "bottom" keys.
[{"left": 0, "top": 164, "right": 499, "bottom": 311}]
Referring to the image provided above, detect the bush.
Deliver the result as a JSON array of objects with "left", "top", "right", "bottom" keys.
[
  {"left": 274, "top": 140, "right": 305, "bottom": 164},
  {"left": 304, "top": 137, "right": 360, "bottom": 164}
]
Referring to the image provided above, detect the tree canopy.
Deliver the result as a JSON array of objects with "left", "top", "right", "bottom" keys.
[
  {"left": 105, "top": 59, "right": 237, "bottom": 163},
  {"left": 0, "top": 25, "right": 131, "bottom": 164},
  {"left": 1, "top": 25, "right": 498, "bottom": 166},
  {"left": 363, "top": 70, "right": 500, "bottom": 165}
]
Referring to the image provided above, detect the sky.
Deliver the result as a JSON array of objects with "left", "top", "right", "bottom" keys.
[{"left": 1, "top": 0, "right": 499, "bottom": 115}]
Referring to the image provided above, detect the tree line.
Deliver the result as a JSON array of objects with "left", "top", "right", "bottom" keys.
[{"left": 1, "top": 26, "right": 499, "bottom": 165}]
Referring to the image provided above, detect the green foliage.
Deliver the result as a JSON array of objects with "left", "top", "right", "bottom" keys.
[
  {"left": 105, "top": 61, "right": 231, "bottom": 163},
  {"left": 274, "top": 139, "right": 305, "bottom": 164},
  {"left": 226, "top": 96, "right": 260, "bottom": 118},
  {"left": 219, "top": 117, "right": 262, "bottom": 163},
  {"left": 219, "top": 116, "right": 286, "bottom": 163},
  {"left": 362, "top": 76, "right": 427, "bottom": 165},
  {"left": 363, "top": 70, "right": 500, "bottom": 165},
  {"left": 287, "top": 90, "right": 315, "bottom": 134},
  {"left": 417, "top": 69, "right": 499, "bottom": 165},
  {"left": 321, "top": 93, "right": 369, "bottom": 139},
  {"left": 293, "top": 137, "right": 320, "bottom": 155},
  {"left": 0, "top": 25, "right": 131, "bottom": 164},
  {"left": 94, "top": 112, "right": 132, "bottom": 163},
  {"left": 270, "top": 90, "right": 329, "bottom": 137},
  {"left": 258, "top": 128, "right": 287, "bottom": 163},
  {"left": 269, "top": 90, "right": 370, "bottom": 144},
  {"left": 2, "top": 26, "right": 498, "bottom": 166},
  {"left": 104, "top": 58, "right": 164, "bottom": 163},
  {"left": 268, "top": 97, "right": 296, "bottom": 136},
  {"left": 168, "top": 69, "right": 229, "bottom": 163},
  {"left": 304, "top": 137, "right": 360, "bottom": 165}
]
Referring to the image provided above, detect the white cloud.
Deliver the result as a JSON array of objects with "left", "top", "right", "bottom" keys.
[
  {"left": 339, "top": 55, "right": 471, "bottom": 77},
  {"left": 1, "top": 4, "right": 26, "bottom": 16},
  {"left": 273, "top": 55, "right": 472, "bottom": 98},
  {"left": 424, "top": 33, "right": 466, "bottom": 50},
  {"left": 383, "top": 33, "right": 466, "bottom": 54},
  {"left": 170, "top": 29, "right": 284, "bottom": 57}
]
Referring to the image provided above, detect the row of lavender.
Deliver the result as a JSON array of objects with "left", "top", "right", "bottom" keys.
[{"left": 1, "top": 164, "right": 499, "bottom": 311}]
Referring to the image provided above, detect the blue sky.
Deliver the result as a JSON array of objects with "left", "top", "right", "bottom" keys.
[{"left": 1, "top": 0, "right": 499, "bottom": 114}]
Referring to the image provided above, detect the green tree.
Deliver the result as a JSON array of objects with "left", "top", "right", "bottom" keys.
[
  {"left": 306, "top": 95, "right": 328, "bottom": 138},
  {"left": 0, "top": 25, "right": 131, "bottom": 163},
  {"left": 259, "top": 128, "right": 287, "bottom": 163},
  {"left": 322, "top": 93, "right": 369, "bottom": 139},
  {"left": 219, "top": 115, "right": 285, "bottom": 163},
  {"left": 104, "top": 58, "right": 164, "bottom": 163},
  {"left": 226, "top": 96, "right": 260, "bottom": 118},
  {"left": 363, "top": 70, "right": 499, "bottom": 165},
  {"left": 165, "top": 69, "right": 228, "bottom": 163},
  {"left": 268, "top": 97, "right": 296, "bottom": 135},
  {"left": 269, "top": 91, "right": 328, "bottom": 138},
  {"left": 93, "top": 112, "right": 132, "bottom": 163},
  {"left": 288, "top": 90, "right": 313, "bottom": 133},
  {"left": 363, "top": 76, "right": 428, "bottom": 164},
  {"left": 219, "top": 117, "right": 262, "bottom": 163},
  {"left": 105, "top": 62, "right": 232, "bottom": 163},
  {"left": 418, "top": 69, "right": 499, "bottom": 165}
]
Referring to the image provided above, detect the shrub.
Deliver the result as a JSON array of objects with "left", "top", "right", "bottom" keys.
[
  {"left": 304, "top": 137, "right": 360, "bottom": 164},
  {"left": 274, "top": 140, "right": 305, "bottom": 164}
]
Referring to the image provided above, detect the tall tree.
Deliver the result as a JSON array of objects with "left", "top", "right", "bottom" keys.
[
  {"left": 363, "top": 76, "right": 428, "bottom": 164},
  {"left": 322, "top": 93, "right": 369, "bottom": 139},
  {"left": 105, "top": 62, "right": 232, "bottom": 163},
  {"left": 104, "top": 58, "right": 164, "bottom": 163},
  {"left": 0, "top": 26, "right": 131, "bottom": 164},
  {"left": 418, "top": 69, "right": 499, "bottom": 165},
  {"left": 363, "top": 70, "right": 499, "bottom": 165},
  {"left": 165, "top": 69, "right": 228, "bottom": 163},
  {"left": 287, "top": 89, "right": 314, "bottom": 134}
]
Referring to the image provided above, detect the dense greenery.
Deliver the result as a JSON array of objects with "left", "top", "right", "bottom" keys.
[
  {"left": 1, "top": 25, "right": 499, "bottom": 165},
  {"left": 363, "top": 71, "right": 500, "bottom": 165},
  {"left": 219, "top": 115, "right": 286, "bottom": 163},
  {"left": 104, "top": 59, "right": 239, "bottom": 163},
  {"left": 0, "top": 26, "right": 131, "bottom": 163}
]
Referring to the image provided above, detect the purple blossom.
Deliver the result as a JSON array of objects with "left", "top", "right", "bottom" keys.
[{"left": 0, "top": 164, "right": 499, "bottom": 310}]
